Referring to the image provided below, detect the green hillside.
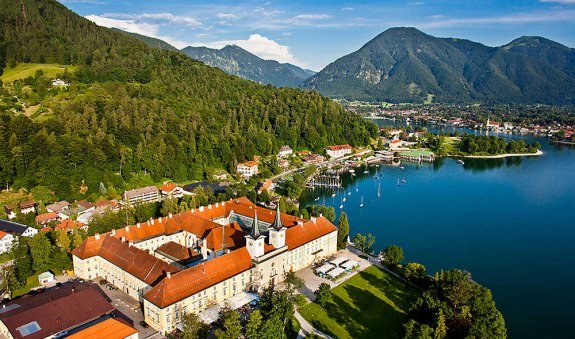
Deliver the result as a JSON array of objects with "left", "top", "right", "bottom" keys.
[
  {"left": 0, "top": 0, "right": 377, "bottom": 201},
  {"left": 1, "top": 63, "right": 76, "bottom": 83},
  {"left": 302, "top": 27, "right": 575, "bottom": 105}
]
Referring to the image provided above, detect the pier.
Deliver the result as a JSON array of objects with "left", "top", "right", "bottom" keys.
[{"left": 306, "top": 174, "right": 342, "bottom": 189}]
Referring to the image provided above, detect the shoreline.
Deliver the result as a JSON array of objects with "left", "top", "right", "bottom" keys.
[
  {"left": 461, "top": 149, "right": 543, "bottom": 159},
  {"left": 551, "top": 140, "right": 575, "bottom": 146}
]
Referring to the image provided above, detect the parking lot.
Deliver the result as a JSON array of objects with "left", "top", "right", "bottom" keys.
[
  {"left": 94, "top": 279, "right": 164, "bottom": 338},
  {"left": 295, "top": 249, "right": 371, "bottom": 300}
]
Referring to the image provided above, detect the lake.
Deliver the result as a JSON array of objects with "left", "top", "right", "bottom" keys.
[{"left": 300, "top": 122, "right": 575, "bottom": 338}]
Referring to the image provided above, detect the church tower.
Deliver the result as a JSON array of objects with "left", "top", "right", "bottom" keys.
[
  {"left": 268, "top": 204, "right": 286, "bottom": 249},
  {"left": 245, "top": 210, "right": 265, "bottom": 258}
]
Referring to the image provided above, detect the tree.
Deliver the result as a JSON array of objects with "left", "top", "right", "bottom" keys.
[
  {"left": 352, "top": 233, "right": 367, "bottom": 252},
  {"left": 404, "top": 262, "right": 427, "bottom": 282},
  {"left": 161, "top": 197, "right": 178, "bottom": 216},
  {"left": 382, "top": 244, "right": 404, "bottom": 267},
  {"left": 366, "top": 233, "right": 376, "bottom": 253},
  {"left": 245, "top": 309, "right": 262, "bottom": 339},
  {"left": 215, "top": 305, "right": 242, "bottom": 339},
  {"left": 181, "top": 312, "right": 209, "bottom": 339},
  {"left": 284, "top": 270, "right": 304, "bottom": 292},
  {"left": 72, "top": 229, "right": 84, "bottom": 248},
  {"left": 29, "top": 233, "right": 52, "bottom": 272},
  {"left": 11, "top": 238, "right": 33, "bottom": 285},
  {"left": 30, "top": 186, "right": 53, "bottom": 204},
  {"left": 434, "top": 269, "right": 472, "bottom": 308},
  {"left": 56, "top": 230, "right": 71, "bottom": 252},
  {"left": 314, "top": 283, "right": 332, "bottom": 307},
  {"left": 337, "top": 212, "right": 350, "bottom": 250}
]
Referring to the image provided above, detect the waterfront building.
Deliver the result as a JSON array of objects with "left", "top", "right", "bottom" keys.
[
  {"left": 72, "top": 198, "right": 337, "bottom": 334},
  {"left": 122, "top": 186, "right": 160, "bottom": 205},
  {"left": 399, "top": 150, "right": 435, "bottom": 162},
  {"left": 236, "top": 161, "right": 259, "bottom": 178},
  {"left": 326, "top": 144, "right": 352, "bottom": 158}
]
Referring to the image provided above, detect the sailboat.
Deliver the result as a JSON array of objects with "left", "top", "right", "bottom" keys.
[
  {"left": 348, "top": 190, "right": 351, "bottom": 196},
  {"left": 342, "top": 193, "right": 347, "bottom": 203},
  {"left": 377, "top": 183, "right": 381, "bottom": 197},
  {"left": 331, "top": 192, "right": 336, "bottom": 197},
  {"left": 401, "top": 176, "right": 407, "bottom": 184},
  {"left": 339, "top": 197, "right": 344, "bottom": 209},
  {"left": 355, "top": 186, "right": 359, "bottom": 193},
  {"left": 314, "top": 196, "right": 320, "bottom": 202},
  {"left": 359, "top": 196, "right": 364, "bottom": 208},
  {"left": 397, "top": 178, "right": 401, "bottom": 186}
]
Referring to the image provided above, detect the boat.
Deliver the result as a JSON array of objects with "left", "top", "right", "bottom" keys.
[
  {"left": 399, "top": 166, "right": 405, "bottom": 170},
  {"left": 359, "top": 196, "right": 364, "bottom": 208},
  {"left": 314, "top": 197, "right": 320, "bottom": 201},
  {"left": 348, "top": 191, "right": 351, "bottom": 196},
  {"left": 363, "top": 170, "right": 369, "bottom": 174},
  {"left": 331, "top": 193, "right": 336, "bottom": 197},
  {"left": 401, "top": 176, "right": 407, "bottom": 184},
  {"left": 342, "top": 196, "right": 347, "bottom": 202},
  {"left": 355, "top": 186, "right": 358, "bottom": 193},
  {"left": 377, "top": 183, "right": 381, "bottom": 197},
  {"left": 349, "top": 169, "right": 355, "bottom": 173},
  {"left": 457, "top": 159, "right": 465, "bottom": 165},
  {"left": 351, "top": 173, "right": 356, "bottom": 176}
]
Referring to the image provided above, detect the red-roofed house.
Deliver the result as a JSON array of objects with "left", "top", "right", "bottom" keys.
[
  {"left": 56, "top": 219, "right": 87, "bottom": 233},
  {"left": 160, "top": 182, "right": 184, "bottom": 199},
  {"left": 0, "top": 230, "right": 14, "bottom": 254},
  {"left": 236, "top": 161, "right": 258, "bottom": 178},
  {"left": 326, "top": 144, "right": 352, "bottom": 158},
  {"left": 35, "top": 212, "right": 59, "bottom": 225}
]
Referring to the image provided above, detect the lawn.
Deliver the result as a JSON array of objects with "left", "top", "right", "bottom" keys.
[
  {"left": 1, "top": 63, "right": 76, "bottom": 83},
  {"left": 299, "top": 266, "right": 420, "bottom": 339},
  {"left": 12, "top": 273, "right": 40, "bottom": 298},
  {"left": 441, "top": 136, "right": 461, "bottom": 155}
]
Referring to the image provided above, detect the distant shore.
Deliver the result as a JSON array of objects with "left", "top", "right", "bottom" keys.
[
  {"left": 463, "top": 150, "right": 543, "bottom": 159},
  {"left": 551, "top": 140, "right": 575, "bottom": 146}
]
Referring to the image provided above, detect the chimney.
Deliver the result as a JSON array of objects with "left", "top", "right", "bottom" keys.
[
  {"left": 168, "top": 213, "right": 172, "bottom": 218},
  {"left": 111, "top": 229, "right": 115, "bottom": 236},
  {"left": 215, "top": 202, "right": 219, "bottom": 207},
  {"left": 311, "top": 217, "right": 317, "bottom": 224},
  {"left": 125, "top": 226, "right": 129, "bottom": 231},
  {"left": 208, "top": 204, "right": 212, "bottom": 210},
  {"left": 150, "top": 218, "right": 155, "bottom": 225},
  {"left": 166, "top": 271, "right": 171, "bottom": 279},
  {"left": 298, "top": 221, "right": 304, "bottom": 226},
  {"left": 95, "top": 233, "right": 100, "bottom": 240},
  {"left": 128, "top": 241, "right": 133, "bottom": 247},
  {"left": 121, "top": 237, "right": 126, "bottom": 243},
  {"left": 319, "top": 213, "right": 323, "bottom": 218},
  {"left": 199, "top": 206, "right": 204, "bottom": 212},
  {"left": 71, "top": 287, "right": 75, "bottom": 294},
  {"left": 137, "top": 223, "right": 141, "bottom": 228},
  {"left": 201, "top": 238, "right": 207, "bottom": 260}
]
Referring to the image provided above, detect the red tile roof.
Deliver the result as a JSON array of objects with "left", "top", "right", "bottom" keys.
[
  {"left": 156, "top": 241, "right": 200, "bottom": 262},
  {"left": 35, "top": 212, "right": 59, "bottom": 223},
  {"left": 205, "top": 223, "right": 245, "bottom": 251},
  {"left": 0, "top": 282, "right": 114, "bottom": 339},
  {"left": 0, "top": 230, "right": 9, "bottom": 239},
  {"left": 327, "top": 144, "right": 352, "bottom": 151},
  {"left": 144, "top": 248, "right": 253, "bottom": 308},
  {"left": 285, "top": 217, "right": 338, "bottom": 250},
  {"left": 67, "top": 318, "right": 138, "bottom": 339},
  {"left": 56, "top": 219, "right": 84, "bottom": 231},
  {"left": 160, "top": 182, "right": 178, "bottom": 192}
]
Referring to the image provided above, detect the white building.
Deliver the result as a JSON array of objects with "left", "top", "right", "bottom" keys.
[
  {"left": 122, "top": 186, "right": 160, "bottom": 205},
  {"left": 326, "top": 144, "right": 353, "bottom": 158},
  {"left": 73, "top": 198, "right": 337, "bottom": 335},
  {"left": 161, "top": 182, "right": 184, "bottom": 199},
  {"left": 0, "top": 231, "right": 14, "bottom": 254},
  {"left": 278, "top": 146, "right": 293, "bottom": 158},
  {"left": 236, "top": 161, "right": 259, "bottom": 178},
  {"left": 0, "top": 219, "right": 39, "bottom": 254}
]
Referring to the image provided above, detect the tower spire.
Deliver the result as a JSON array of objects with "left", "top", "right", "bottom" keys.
[
  {"left": 250, "top": 210, "right": 261, "bottom": 239},
  {"left": 272, "top": 204, "right": 283, "bottom": 231}
]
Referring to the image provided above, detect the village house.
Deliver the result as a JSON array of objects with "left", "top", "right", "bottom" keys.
[
  {"left": 277, "top": 146, "right": 293, "bottom": 158},
  {"left": 485, "top": 119, "right": 501, "bottom": 131},
  {"left": 0, "top": 219, "right": 39, "bottom": 253},
  {"left": 161, "top": 182, "right": 184, "bottom": 199},
  {"left": 326, "top": 144, "right": 353, "bottom": 158},
  {"left": 3, "top": 206, "right": 16, "bottom": 220},
  {"left": 212, "top": 170, "right": 228, "bottom": 181},
  {"left": 72, "top": 198, "right": 337, "bottom": 334},
  {"left": 302, "top": 154, "right": 325, "bottom": 165},
  {"left": 236, "top": 161, "right": 259, "bottom": 178},
  {"left": 35, "top": 212, "right": 60, "bottom": 226},
  {"left": 122, "top": 186, "right": 160, "bottom": 205},
  {"left": 18, "top": 200, "right": 37, "bottom": 215},
  {"left": 56, "top": 219, "right": 88, "bottom": 233},
  {"left": 46, "top": 200, "right": 71, "bottom": 214},
  {"left": 0, "top": 231, "right": 14, "bottom": 254},
  {"left": 256, "top": 179, "right": 274, "bottom": 195},
  {"left": 51, "top": 78, "right": 69, "bottom": 86},
  {"left": 278, "top": 159, "right": 290, "bottom": 168}
]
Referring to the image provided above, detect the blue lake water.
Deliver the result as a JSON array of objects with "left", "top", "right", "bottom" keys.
[{"left": 301, "top": 122, "right": 575, "bottom": 338}]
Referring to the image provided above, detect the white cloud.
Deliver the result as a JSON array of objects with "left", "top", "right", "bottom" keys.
[
  {"left": 85, "top": 14, "right": 193, "bottom": 49},
  {"left": 100, "top": 12, "right": 201, "bottom": 27},
  {"left": 342, "top": 7, "right": 354, "bottom": 11},
  {"left": 191, "top": 34, "right": 305, "bottom": 67},
  {"left": 292, "top": 14, "right": 331, "bottom": 20},
  {"left": 420, "top": 9, "right": 575, "bottom": 28},
  {"left": 215, "top": 13, "right": 238, "bottom": 20}
]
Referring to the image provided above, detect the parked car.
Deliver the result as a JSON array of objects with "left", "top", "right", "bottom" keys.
[
  {"left": 139, "top": 321, "right": 149, "bottom": 328},
  {"left": 99, "top": 279, "right": 109, "bottom": 285}
]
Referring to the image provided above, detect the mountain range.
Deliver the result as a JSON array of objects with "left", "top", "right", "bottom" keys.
[
  {"left": 302, "top": 27, "right": 575, "bottom": 105},
  {"left": 121, "top": 30, "right": 314, "bottom": 88}
]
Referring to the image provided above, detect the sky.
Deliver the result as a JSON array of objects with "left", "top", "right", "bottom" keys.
[{"left": 59, "top": 0, "right": 575, "bottom": 71}]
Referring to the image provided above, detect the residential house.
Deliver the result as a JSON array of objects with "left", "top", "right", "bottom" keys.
[
  {"left": 35, "top": 212, "right": 59, "bottom": 226},
  {"left": 0, "top": 219, "right": 38, "bottom": 238},
  {"left": 18, "top": 200, "right": 37, "bottom": 215},
  {"left": 160, "top": 182, "right": 184, "bottom": 199},
  {"left": 326, "top": 144, "right": 352, "bottom": 158},
  {"left": 212, "top": 170, "right": 228, "bottom": 181},
  {"left": 302, "top": 154, "right": 325, "bottom": 165},
  {"left": 46, "top": 201, "right": 71, "bottom": 214},
  {"left": 0, "top": 231, "right": 15, "bottom": 254},
  {"left": 122, "top": 186, "right": 160, "bottom": 205},
  {"left": 278, "top": 146, "right": 293, "bottom": 158},
  {"left": 51, "top": 78, "right": 69, "bottom": 86},
  {"left": 237, "top": 161, "right": 259, "bottom": 178},
  {"left": 256, "top": 179, "right": 274, "bottom": 195},
  {"left": 278, "top": 159, "right": 289, "bottom": 168},
  {"left": 3, "top": 206, "right": 16, "bottom": 220},
  {"left": 56, "top": 219, "right": 88, "bottom": 233},
  {"left": 38, "top": 271, "right": 55, "bottom": 285}
]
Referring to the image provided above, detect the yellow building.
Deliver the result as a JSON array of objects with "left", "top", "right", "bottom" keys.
[{"left": 73, "top": 197, "right": 337, "bottom": 334}]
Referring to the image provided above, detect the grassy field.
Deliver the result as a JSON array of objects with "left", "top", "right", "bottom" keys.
[
  {"left": 12, "top": 273, "right": 40, "bottom": 298},
  {"left": 299, "top": 266, "right": 420, "bottom": 339},
  {"left": 441, "top": 136, "right": 461, "bottom": 155},
  {"left": 1, "top": 63, "right": 76, "bottom": 83}
]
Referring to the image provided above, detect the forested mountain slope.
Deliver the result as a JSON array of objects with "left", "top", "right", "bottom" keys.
[{"left": 0, "top": 0, "right": 376, "bottom": 201}]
